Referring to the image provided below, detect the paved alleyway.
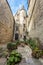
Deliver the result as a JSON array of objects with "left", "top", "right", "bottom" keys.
[
  {"left": 0, "top": 45, "right": 43, "bottom": 65},
  {"left": 17, "top": 45, "right": 43, "bottom": 65},
  {"left": 0, "top": 58, "right": 6, "bottom": 65}
]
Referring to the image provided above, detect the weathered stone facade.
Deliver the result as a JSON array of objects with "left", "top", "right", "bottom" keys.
[
  {"left": 28, "top": 0, "right": 43, "bottom": 43},
  {"left": 13, "top": 6, "right": 27, "bottom": 41},
  {"left": 0, "top": 0, "right": 14, "bottom": 44}
]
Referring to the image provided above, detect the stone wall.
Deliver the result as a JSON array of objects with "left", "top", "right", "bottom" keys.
[
  {"left": 28, "top": 0, "right": 43, "bottom": 43},
  {"left": 0, "top": 0, "right": 14, "bottom": 44}
]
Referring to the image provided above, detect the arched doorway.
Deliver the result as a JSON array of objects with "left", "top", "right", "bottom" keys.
[{"left": 15, "top": 33, "right": 19, "bottom": 40}]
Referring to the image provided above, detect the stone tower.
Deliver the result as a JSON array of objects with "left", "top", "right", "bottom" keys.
[
  {"left": 0, "top": 0, "right": 14, "bottom": 44},
  {"left": 28, "top": 0, "right": 43, "bottom": 43}
]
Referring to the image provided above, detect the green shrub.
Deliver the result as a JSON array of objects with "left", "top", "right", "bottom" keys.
[
  {"left": 23, "top": 40, "right": 28, "bottom": 45},
  {"left": 15, "top": 40, "right": 20, "bottom": 46},
  {"left": 7, "top": 42, "right": 17, "bottom": 51},
  {"left": 26, "top": 38, "right": 39, "bottom": 50},
  {"left": 26, "top": 38, "right": 43, "bottom": 59},
  {"left": 7, "top": 50, "right": 22, "bottom": 65},
  {"left": 32, "top": 47, "right": 43, "bottom": 59},
  {"left": 0, "top": 47, "right": 3, "bottom": 53}
]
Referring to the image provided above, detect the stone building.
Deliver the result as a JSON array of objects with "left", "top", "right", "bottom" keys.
[
  {"left": 27, "top": 0, "right": 43, "bottom": 43},
  {"left": 13, "top": 6, "right": 27, "bottom": 41},
  {"left": 0, "top": 0, "right": 14, "bottom": 44}
]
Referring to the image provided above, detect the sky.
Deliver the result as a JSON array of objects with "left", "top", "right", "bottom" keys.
[{"left": 7, "top": 0, "right": 28, "bottom": 15}]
